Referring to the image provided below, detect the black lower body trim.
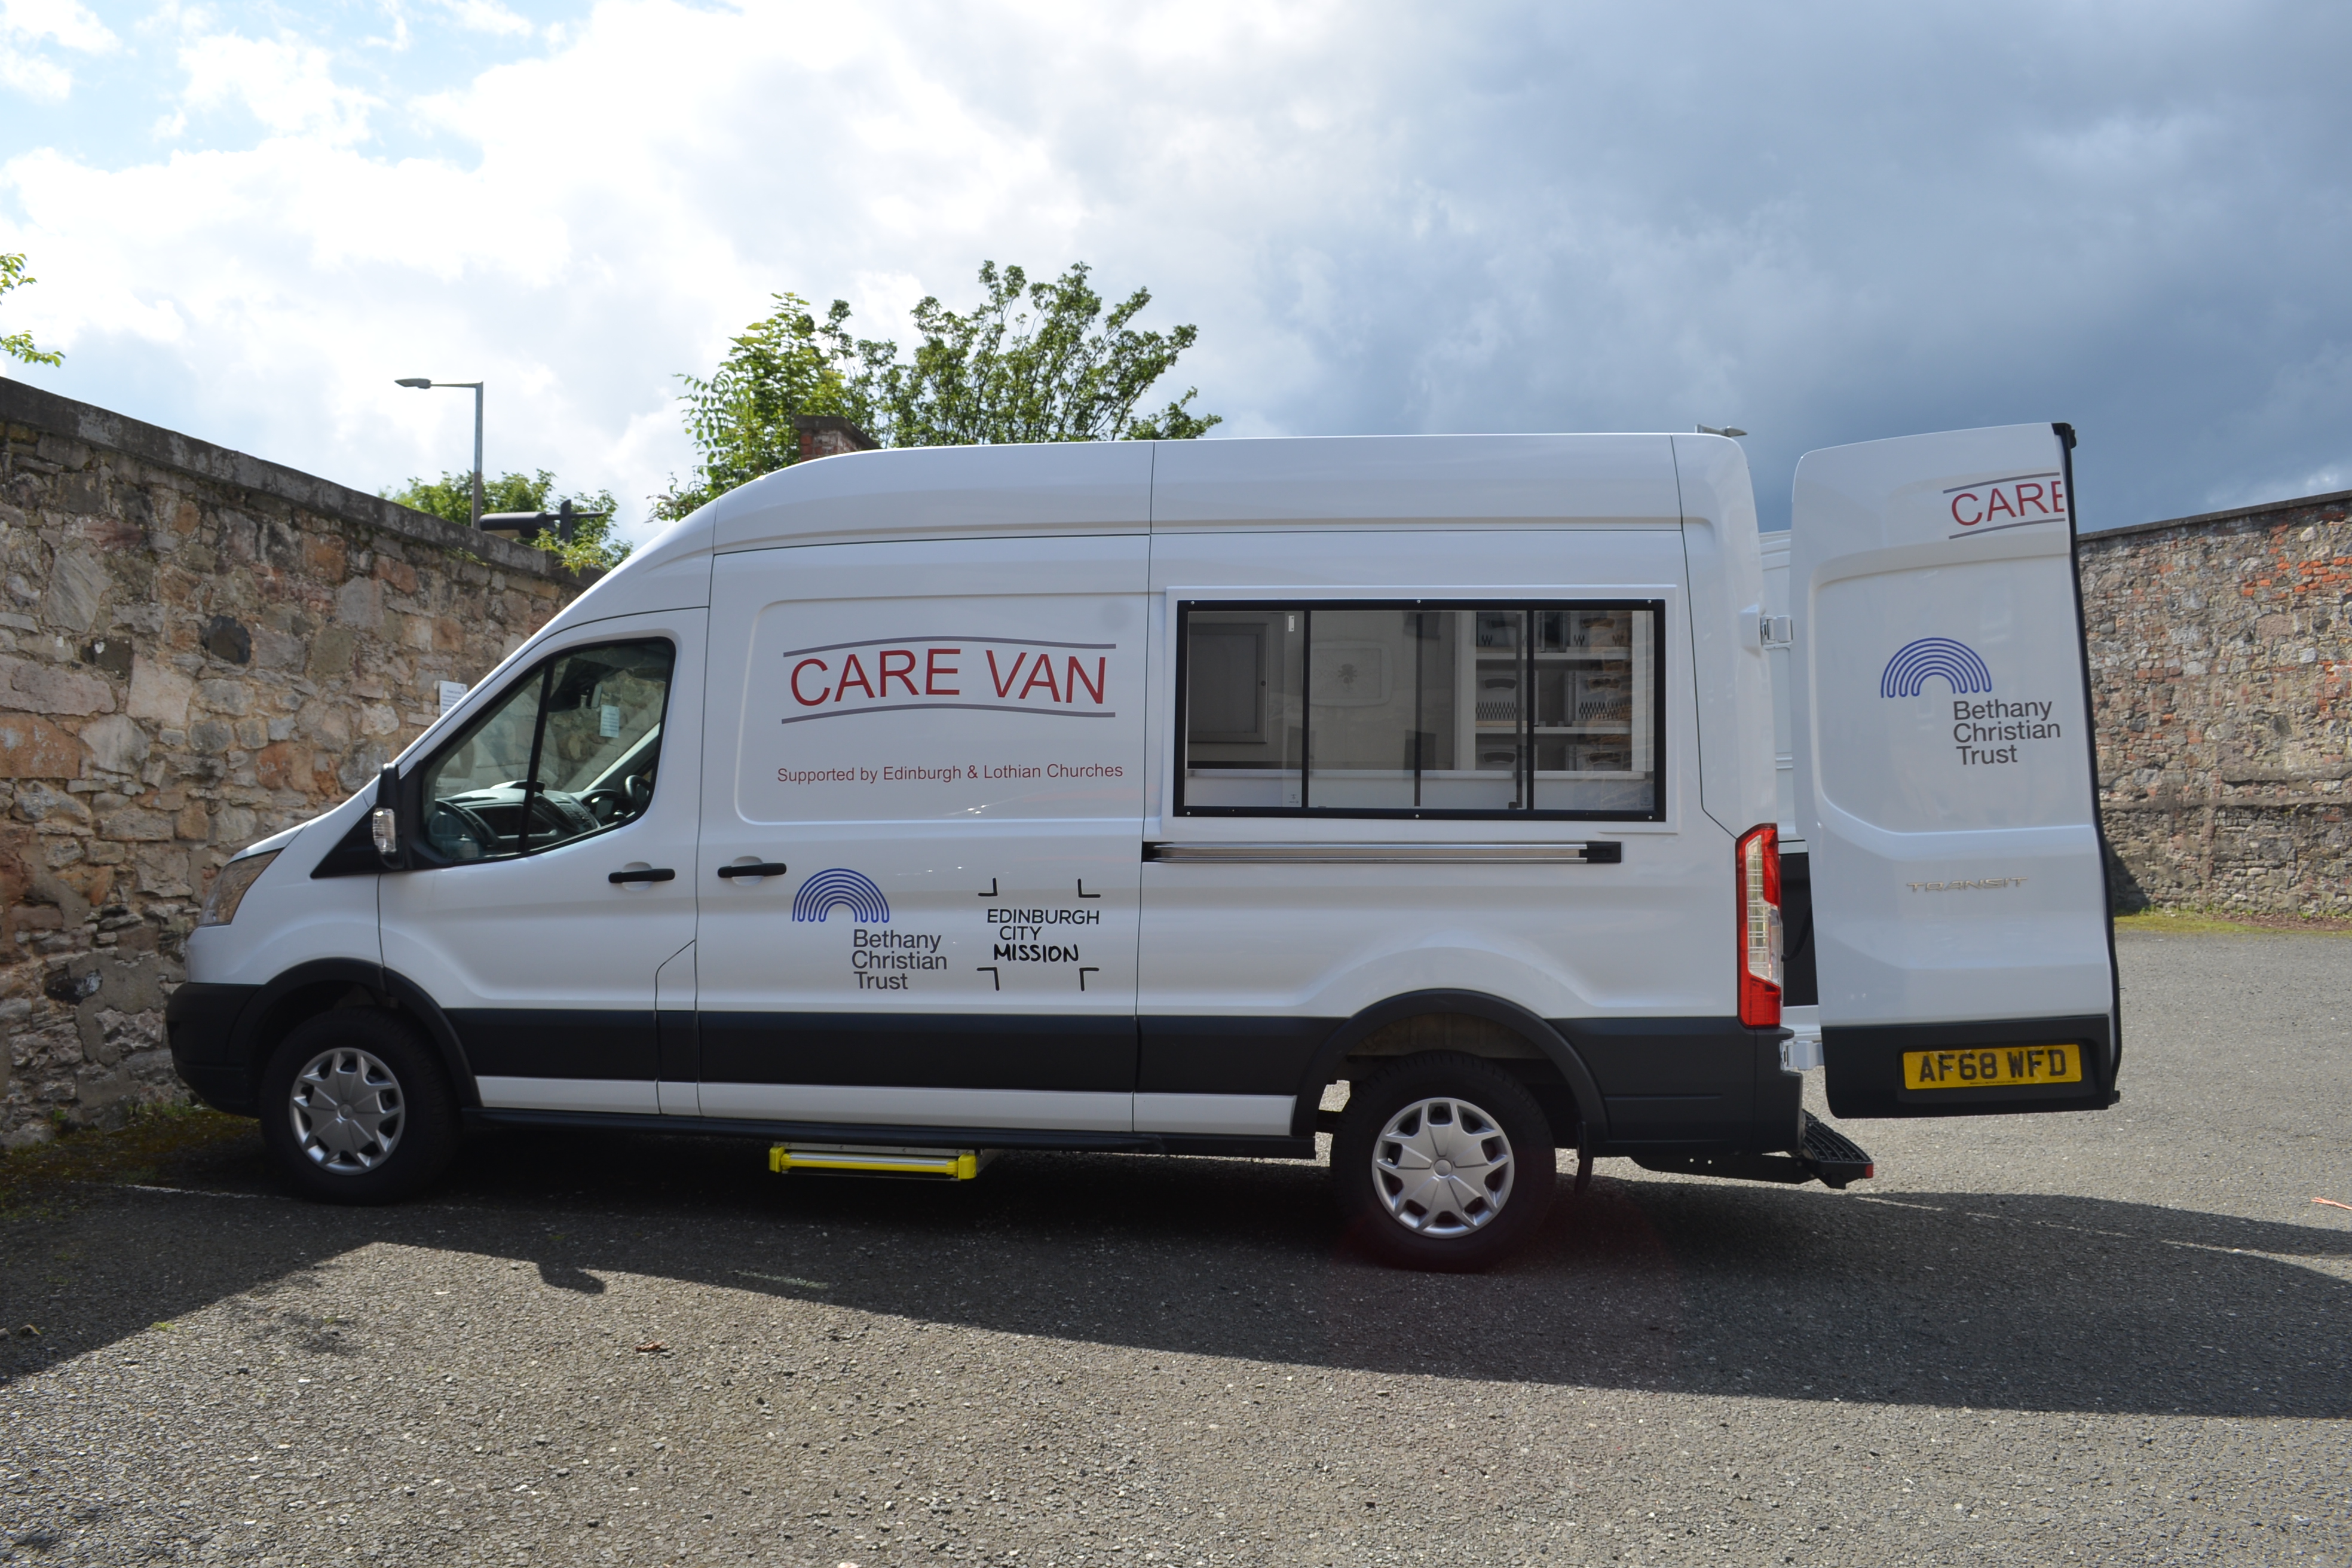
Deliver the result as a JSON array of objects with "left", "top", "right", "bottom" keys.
[
  {"left": 166, "top": 981, "right": 260, "bottom": 1110},
  {"left": 1557, "top": 1016, "right": 1796, "bottom": 1152},
  {"left": 464, "top": 1107, "right": 1313, "bottom": 1159},
  {"left": 1825, "top": 1015, "right": 2117, "bottom": 1119},
  {"left": 164, "top": 980, "right": 258, "bottom": 1058},
  {"left": 657, "top": 1009, "right": 697, "bottom": 1083},
  {"left": 449, "top": 1009, "right": 656, "bottom": 1082},
  {"left": 174, "top": 1060, "right": 259, "bottom": 1117},
  {"left": 1134, "top": 1009, "right": 1791, "bottom": 1154},
  {"left": 1140, "top": 1016, "right": 1325, "bottom": 1095},
  {"left": 697, "top": 1011, "right": 1137, "bottom": 1092}
]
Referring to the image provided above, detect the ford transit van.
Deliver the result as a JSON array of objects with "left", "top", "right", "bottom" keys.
[{"left": 166, "top": 424, "right": 2118, "bottom": 1269}]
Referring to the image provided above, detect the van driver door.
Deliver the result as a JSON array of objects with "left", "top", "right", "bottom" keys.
[{"left": 380, "top": 610, "right": 705, "bottom": 1114}]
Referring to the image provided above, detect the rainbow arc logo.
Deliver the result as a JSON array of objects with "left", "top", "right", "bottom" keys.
[
  {"left": 1880, "top": 638, "right": 1993, "bottom": 699},
  {"left": 791, "top": 868, "right": 891, "bottom": 923}
]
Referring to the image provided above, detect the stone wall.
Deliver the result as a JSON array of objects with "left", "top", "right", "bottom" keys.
[
  {"left": 0, "top": 380, "right": 596, "bottom": 1146},
  {"left": 2080, "top": 492, "right": 2351, "bottom": 916}
]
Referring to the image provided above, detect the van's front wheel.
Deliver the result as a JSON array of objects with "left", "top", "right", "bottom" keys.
[
  {"left": 1333, "top": 1053, "right": 1556, "bottom": 1271},
  {"left": 259, "top": 1011, "right": 458, "bottom": 1203}
]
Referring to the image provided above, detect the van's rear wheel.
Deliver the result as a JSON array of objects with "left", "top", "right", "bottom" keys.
[
  {"left": 1333, "top": 1053, "right": 1556, "bottom": 1271},
  {"left": 259, "top": 1011, "right": 457, "bottom": 1203}
]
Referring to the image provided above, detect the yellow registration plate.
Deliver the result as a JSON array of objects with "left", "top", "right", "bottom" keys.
[{"left": 1904, "top": 1044, "right": 2083, "bottom": 1090}]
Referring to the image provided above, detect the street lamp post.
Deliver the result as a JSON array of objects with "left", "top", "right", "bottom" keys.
[{"left": 396, "top": 378, "right": 485, "bottom": 528}]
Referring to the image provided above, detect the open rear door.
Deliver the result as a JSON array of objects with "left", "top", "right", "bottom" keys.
[{"left": 1790, "top": 422, "right": 2120, "bottom": 1119}]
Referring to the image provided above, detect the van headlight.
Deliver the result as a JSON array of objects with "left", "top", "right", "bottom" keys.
[{"left": 199, "top": 850, "right": 280, "bottom": 927}]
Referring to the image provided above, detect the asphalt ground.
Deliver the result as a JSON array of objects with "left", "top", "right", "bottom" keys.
[{"left": 2, "top": 930, "right": 2348, "bottom": 1567}]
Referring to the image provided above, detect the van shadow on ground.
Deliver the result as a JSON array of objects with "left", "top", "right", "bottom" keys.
[{"left": 3, "top": 1122, "right": 2345, "bottom": 1422}]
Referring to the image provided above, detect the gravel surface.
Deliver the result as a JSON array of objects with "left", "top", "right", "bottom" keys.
[{"left": 3, "top": 930, "right": 2348, "bottom": 1566}]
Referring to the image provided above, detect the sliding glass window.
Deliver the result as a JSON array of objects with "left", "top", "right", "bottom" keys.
[{"left": 1177, "top": 601, "right": 1663, "bottom": 820}]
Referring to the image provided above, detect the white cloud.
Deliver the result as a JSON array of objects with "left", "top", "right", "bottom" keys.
[
  {"left": 5, "top": 0, "right": 2352, "bottom": 538},
  {"left": 430, "top": 0, "right": 535, "bottom": 38},
  {"left": 0, "top": 0, "right": 116, "bottom": 101},
  {"left": 174, "top": 29, "right": 380, "bottom": 143},
  {"left": 3, "top": 1, "right": 1102, "bottom": 523},
  {"left": 2, "top": 0, "right": 114, "bottom": 51}
]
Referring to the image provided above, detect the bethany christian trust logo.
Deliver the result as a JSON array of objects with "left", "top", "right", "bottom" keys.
[
  {"left": 791, "top": 868, "right": 944, "bottom": 991},
  {"left": 1880, "top": 637, "right": 2061, "bottom": 767}
]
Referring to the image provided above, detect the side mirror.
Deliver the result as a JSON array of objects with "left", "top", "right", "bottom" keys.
[{"left": 372, "top": 762, "right": 403, "bottom": 866}]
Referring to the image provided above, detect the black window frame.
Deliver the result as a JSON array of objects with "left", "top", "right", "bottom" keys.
[{"left": 1173, "top": 598, "right": 1667, "bottom": 823}]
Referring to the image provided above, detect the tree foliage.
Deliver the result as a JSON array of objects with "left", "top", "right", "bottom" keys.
[
  {"left": 655, "top": 292, "right": 856, "bottom": 522},
  {"left": 1, "top": 254, "right": 63, "bottom": 368},
  {"left": 654, "top": 261, "right": 1218, "bottom": 521},
  {"left": 383, "top": 470, "right": 631, "bottom": 571}
]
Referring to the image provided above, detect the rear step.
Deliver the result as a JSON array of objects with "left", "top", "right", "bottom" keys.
[
  {"left": 1798, "top": 1111, "right": 1876, "bottom": 1189},
  {"left": 1629, "top": 1111, "right": 1876, "bottom": 1190}
]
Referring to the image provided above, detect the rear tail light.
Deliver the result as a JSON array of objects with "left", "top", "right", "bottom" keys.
[{"left": 1737, "top": 824, "right": 1783, "bottom": 1027}]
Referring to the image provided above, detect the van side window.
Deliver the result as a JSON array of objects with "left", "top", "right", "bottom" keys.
[
  {"left": 1177, "top": 603, "right": 1660, "bottom": 820},
  {"left": 419, "top": 639, "right": 676, "bottom": 863}
]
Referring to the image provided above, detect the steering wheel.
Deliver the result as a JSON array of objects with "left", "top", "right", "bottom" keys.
[
  {"left": 578, "top": 788, "right": 631, "bottom": 823},
  {"left": 578, "top": 774, "right": 655, "bottom": 825},
  {"left": 427, "top": 799, "right": 497, "bottom": 862}
]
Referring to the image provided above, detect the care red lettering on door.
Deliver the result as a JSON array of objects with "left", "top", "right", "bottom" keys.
[
  {"left": 878, "top": 648, "right": 920, "bottom": 697},
  {"left": 924, "top": 648, "right": 960, "bottom": 696},
  {"left": 1947, "top": 471, "right": 2068, "bottom": 531},
  {"left": 834, "top": 653, "right": 876, "bottom": 702},
  {"left": 777, "top": 636, "right": 1119, "bottom": 726}
]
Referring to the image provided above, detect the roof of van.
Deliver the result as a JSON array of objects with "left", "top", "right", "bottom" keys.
[{"left": 678, "top": 432, "right": 1688, "bottom": 556}]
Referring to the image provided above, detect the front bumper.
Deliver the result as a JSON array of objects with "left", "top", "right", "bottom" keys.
[{"left": 165, "top": 981, "right": 261, "bottom": 1116}]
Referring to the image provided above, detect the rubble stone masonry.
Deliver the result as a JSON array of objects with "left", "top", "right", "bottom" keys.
[
  {"left": 2080, "top": 492, "right": 2350, "bottom": 918},
  {"left": 0, "top": 381, "right": 594, "bottom": 1146}
]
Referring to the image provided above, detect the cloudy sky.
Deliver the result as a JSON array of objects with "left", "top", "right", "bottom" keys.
[{"left": 3, "top": 0, "right": 2349, "bottom": 540}]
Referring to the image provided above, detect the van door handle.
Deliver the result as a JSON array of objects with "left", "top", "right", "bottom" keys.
[
  {"left": 716, "top": 862, "right": 789, "bottom": 879},
  {"left": 609, "top": 867, "right": 677, "bottom": 884}
]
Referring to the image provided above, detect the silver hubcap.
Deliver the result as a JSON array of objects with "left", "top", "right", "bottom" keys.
[
  {"left": 289, "top": 1046, "right": 405, "bottom": 1174},
  {"left": 1370, "top": 1095, "right": 1515, "bottom": 1236}
]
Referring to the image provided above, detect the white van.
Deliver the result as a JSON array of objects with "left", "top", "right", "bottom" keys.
[{"left": 167, "top": 423, "right": 2120, "bottom": 1269}]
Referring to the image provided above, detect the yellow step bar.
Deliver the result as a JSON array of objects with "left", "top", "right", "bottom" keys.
[{"left": 768, "top": 1143, "right": 989, "bottom": 1180}]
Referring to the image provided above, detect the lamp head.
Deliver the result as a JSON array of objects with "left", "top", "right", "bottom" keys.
[{"left": 394, "top": 377, "right": 432, "bottom": 388}]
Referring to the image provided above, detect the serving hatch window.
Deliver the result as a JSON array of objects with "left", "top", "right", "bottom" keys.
[{"left": 1177, "top": 602, "right": 1662, "bottom": 820}]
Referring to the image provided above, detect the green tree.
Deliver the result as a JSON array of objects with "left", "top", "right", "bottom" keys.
[
  {"left": 383, "top": 470, "right": 631, "bottom": 571},
  {"left": 653, "top": 292, "right": 860, "bottom": 522},
  {"left": 1, "top": 254, "right": 63, "bottom": 368},
  {"left": 653, "top": 262, "right": 1217, "bottom": 521}
]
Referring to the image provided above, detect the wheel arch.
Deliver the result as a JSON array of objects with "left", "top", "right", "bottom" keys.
[
  {"left": 229, "top": 958, "right": 481, "bottom": 1110},
  {"left": 1290, "top": 988, "right": 1609, "bottom": 1146}
]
